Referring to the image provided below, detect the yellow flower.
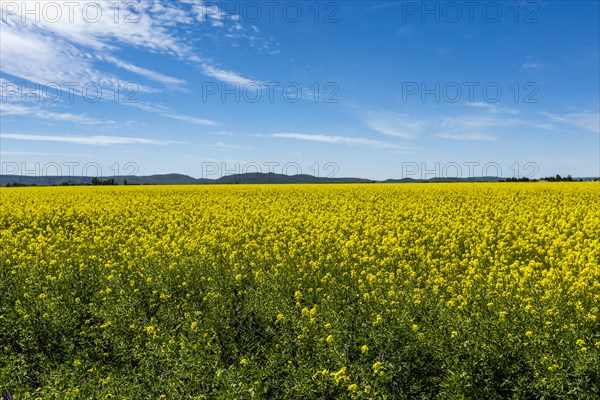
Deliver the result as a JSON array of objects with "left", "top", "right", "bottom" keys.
[
  {"left": 372, "top": 361, "right": 384, "bottom": 376},
  {"left": 331, "top": 367, "right": 349, "bottom": 383},
  {"left": 276, "top": 313, "right": 284, "bottom": 322},
  {"left": 361, "top": 345, "right": 369, "bottom": 353},
  {"left": 240, "top": 358, "right": 248, "bottom": 366},
  {"left": 326, "top": 334, "right": 334, "bottom": 344},
  {"left": 347, "top": 383, "right": 359, "bottom": 392}
]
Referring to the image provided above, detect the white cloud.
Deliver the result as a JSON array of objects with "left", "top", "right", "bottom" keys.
[
  {"left": 182, "top": 0, "right": 226, "bottom": 26},
  {"left": 271, "top": 132, "right": 398, "bottom": 148},
  {"left": 165, "top": 113, "right": 219, "bottom": 126},
  {"left": 128, "top": 102, "right": 218, "bottom": 126},
  {"left": 466, "top": 102, "right": 519, "bottom": 115},
  {"left": 103, "top": 56, "right": 186, "bottom": 86},
  {"left": 360, "top": 98, "right": 600, "bottom": 143},
  {"left": 0, "top": 103, "right": 107, "bottom": 124},
  {"left": 364, "top": 112, "right": 424, "bottom": 139},
  {"left": 147, "top": 1, "right": 194, "bottom": 26},
  {"left": 437, "top": 115, "right": 523, "bottom": 130},
  {"left": 1, "top": 133, "right": 182, "bottom": 146},
  {"left": 436, "top": 133, "right": 496, "bottom": 141},
  {"left": 0, "top": 1, "right": 192, "bottom": 80},
  {"left": 6, "top": 1, "right": 190, "bottom": 54},
  {"left": 199, "top": 142, "right": 252, "bottom": 150},
  {"left": 0, "top": 0, "right": 261, "bottom": 126},
  {"left": 0, "top": 25, "right": 98, "bottom": 84},
  {"left": 210, "top": 130, "right": 235, "bottom": 136},
  {"left": 0, "top": 14, "right": 164, "bottom": 100},
  {"left": 0, "top": 151, "right": 92, "bottom": 157},
  {"left": 542, "top": 111, "right": 600, "bottom": 134},
  {"left": 200, "top": 64, "right": 260, "bottom": 86}
]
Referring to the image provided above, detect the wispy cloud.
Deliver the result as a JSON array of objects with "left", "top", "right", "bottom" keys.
[
  {"left": 542, "top": 111, "right": 600, "bottom": 134},
  {"left": 200, "top": 64, "right": 260, "bottom": 86},
  {"left": 103, "top": 55, "right": 186, "bottom": 86},
  {"left": 431, "top": 114, "right": 558, "bottom": 140},
  {"left": 147, "top": 1, "right": 195, "bottom": 26},
  {"left": 436, "top": 133, "right": 496, "bottom": 141},
  {"left": 0, "top": 1, "right": 256, "bottom": 125},
  {"left": 210, "top": 130, "right": 235, "bottom": 137},
  {"left": 199, "top": 142, "right": 253, "bottom": 150},
  {"left": 361, "top": 103, "right": 578, "bottom": 142},
  {"left": 0, "top": 103, "right": 108, "bottom": 125},
  {"left": 183, "top": 0, "right": 227, "bottom": 26},
  {"left": 466, "top": 102, "right": 520, "bottom": 115},
  {"left": 0, "top": 151, "right": 93, "bottom": 157},
  {"left": 271, "top": 132, "right": 399, "bottom": 148},
  {"left": 2, "top": 75, "right": 217, "bottom": 127},
  {"left": 0, "top": 2, "right": 191, "bottom": 85},
  {"left": 1, "top": 133, "right": 183, "bottom": 146},
  {"left": 128, "top": 102, "right": 218, "bottom": 126},
  {"left": 437, "top": 115, "right": 523, "bottom": 130},
  {"left": 364, "top": 112, "right": 424, "bottom": 139}
]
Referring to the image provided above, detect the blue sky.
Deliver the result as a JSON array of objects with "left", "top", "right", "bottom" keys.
[{"left": 1, "top": 0, "right": 598, "bottom": 180}]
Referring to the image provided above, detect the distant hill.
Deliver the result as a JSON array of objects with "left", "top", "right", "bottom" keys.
[
  {"left": 1, "top": 173, "right": 597, "bottom": 186},
  {"left": 0, "top": 173, "right": 372, "bottom": 186},
  {"left": 1, "top": 174, "right": 202, "bottom": 186},
  {"left": 124, "top": 174, "right": 206, "bottom": 185},
  {"left": 214, "top": 173, "right": 373, "bottom": 184}
]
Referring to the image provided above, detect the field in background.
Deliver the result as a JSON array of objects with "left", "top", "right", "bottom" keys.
[{"left": 1, "top": 183, "right": 599, "bottom": 399}]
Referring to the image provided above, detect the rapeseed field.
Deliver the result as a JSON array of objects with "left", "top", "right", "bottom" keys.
[{"left": 1, "top": 183, "right": 598, "bottom": 398}]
